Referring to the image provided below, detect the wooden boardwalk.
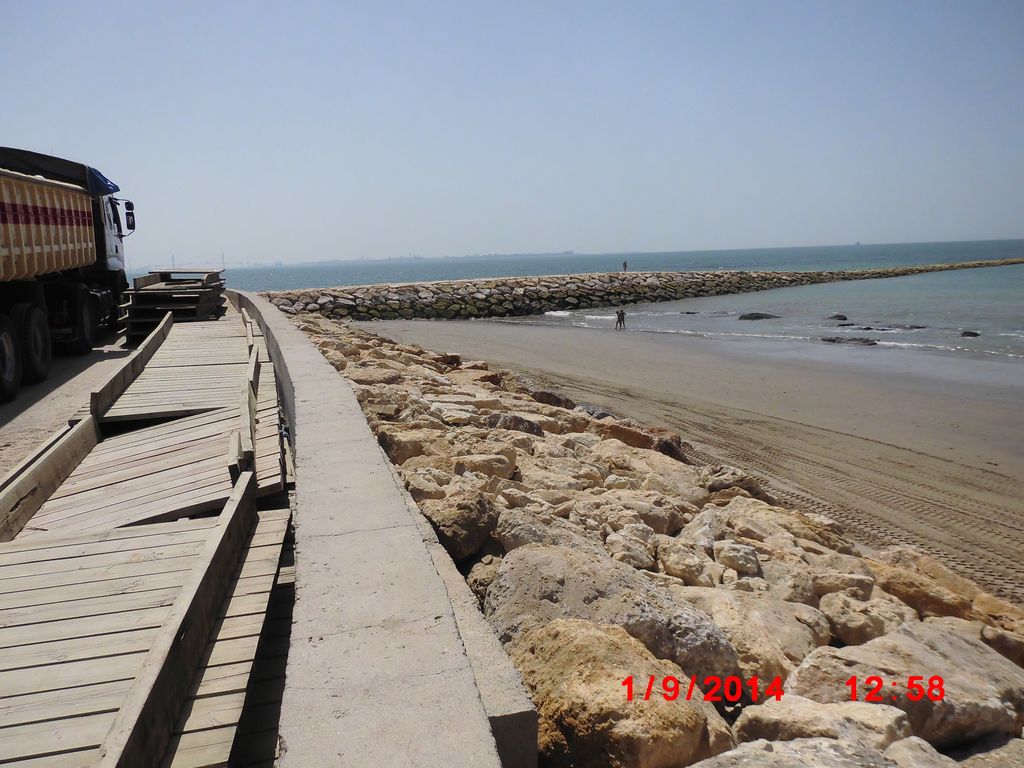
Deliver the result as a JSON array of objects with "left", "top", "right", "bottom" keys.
[
  {"left": 0, "top": 306, "right": 293, "bottom": 766},
  {"left": 103, "top": 321, "right": 250, "bottom": 423}
]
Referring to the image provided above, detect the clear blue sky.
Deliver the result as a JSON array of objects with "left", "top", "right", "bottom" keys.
[{"left": 3, "top": 1, "right": 1022, "bottom": 266}]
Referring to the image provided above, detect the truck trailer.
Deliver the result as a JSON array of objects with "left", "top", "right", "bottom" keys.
[{"left": 0, "top": 148, "right": 134, "bottom": 402}]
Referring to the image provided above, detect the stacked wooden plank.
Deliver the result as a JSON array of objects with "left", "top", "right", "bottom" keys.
[{"left": 125, "top": 270, "right": 226, "bottom": 346}]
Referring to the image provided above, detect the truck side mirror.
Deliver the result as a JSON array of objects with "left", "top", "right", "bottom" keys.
[{"left": 126, "top": 211, "right": 136, "bottom": 231}]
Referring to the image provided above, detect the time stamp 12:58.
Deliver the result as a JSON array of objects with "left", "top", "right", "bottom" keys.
[{"left": 622, "top": 675, "right": 945, "bottom": 702}]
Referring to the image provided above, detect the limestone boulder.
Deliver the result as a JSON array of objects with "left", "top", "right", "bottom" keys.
[
  {"left": 400, "top": 468, "right": 447, "bottom": 500},
  {"left": 923, "top": 616, "right": 1024, "bottom": 669},
  {"left": 376, "top": 426, "right": 452, "bottom": 465},
  {"left": 697, "top": 465, "right": 772, "bottom": 502},
  {"left": 819, "top": 590, "right": 918, "bottom": 645},
  {"left": 658, "top": 539, "right": 718, "bottom": 587},
  {"left": 417, "top": 487, "right": 499, "bottom": 562},
  {"left": 345, "top": 366, "right": 404, "bottom": 385},
  {"left": 874, "top": 548, "right": 1024, "bottom": 632},
  {"left": 530, "top": 389, "right": 576, "bottom": 410},
  {"left": 454, "top": 453, "right": 515, "bottom": 480},
  {"left": 589, "top": 440, "right": 707, "bottom": 504},
  {"left": 688, "top": 737, "right": 896, "bottom": 767},
  {"left": 485, "top": 545, "right": 741, "bottom": 681},
  {"left": 713, "top": 540, "right": 761, "bottom": 576},
  {"left": 467, "top": 554, "right": 502, "bottom": 603},
  {"left": 884, "top": 737, "right": 958, "bottom": 767},
  {"left": 735, "top": 695, "right": 911, "bottom": 750},
  {"left": 812, "top": 571, "right": 875, "bottom": 601},
  {"left": 516, "top": 453, "right": 606, "bottom": 491},
  {"left": 493, "top": 508, "right": 606, "bottom": 558},
  {"left": 510, "top": 619, "right": 734, "bottom": 768},
  {"left": 605, "top": 523, "right": 658, "bottom": 570},
  {"left": 593, "top": 419, "right": 658, "bottom": 450},
  {"left": 672, "top": 587, "right": 830, "bottom": 682},
  {"left": 589, "top": 489, "right": 695, "bottom": 535},
  {"left": 484, "top": 412, "right": 544, "bottom": 436},
  {"left": 865, "top": 559, "right": 974, "bottom": 621},
  {"left": 759, "top": 560, "right": 816, "bottom": 606},
  {"left": 785, "top": 618, "right": 1024, "bottom": 748}
]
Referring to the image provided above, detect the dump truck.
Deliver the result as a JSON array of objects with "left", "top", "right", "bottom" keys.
[{"left": 0, "top": 147, "right": 135, "bottom": 401}]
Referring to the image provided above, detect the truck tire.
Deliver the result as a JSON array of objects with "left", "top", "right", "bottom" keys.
[
  {"left": 10, "top": 304, "right": 52, "bottom": 383},
  {"left": 0, "top": 313, "right": 23, "bottom": 402},
  {"left": 69, "top": 288, "right": 97, "bottom": 355}
]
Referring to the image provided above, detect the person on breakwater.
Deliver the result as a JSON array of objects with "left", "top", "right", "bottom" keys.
[
  {"left": 615, "top": 309, "right": 626, "bottom": 330},
  {"left": 622, "top": 260, "right": 628, "bottom": 272}
]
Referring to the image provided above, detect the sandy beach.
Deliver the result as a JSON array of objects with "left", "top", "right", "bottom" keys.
[{"left": 367, "top": 319, "right": 1024, "bottom": 603}]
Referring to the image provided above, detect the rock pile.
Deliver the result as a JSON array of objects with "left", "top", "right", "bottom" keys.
[
  {"left": 292, "top": 312, "right": 1024, "bottom": 767},
  {"left": 266, "top": 258, "right": 1023, "bottom": 321}
]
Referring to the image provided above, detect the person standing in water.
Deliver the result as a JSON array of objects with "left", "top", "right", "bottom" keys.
[
  {"left": 622, "top": 260, "right": 628, "bottom": 272},
  {"left": 615, "top": 309, "right": 626, "bottom": 330}
]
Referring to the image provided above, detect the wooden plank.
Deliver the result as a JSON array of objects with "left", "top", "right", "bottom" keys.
[
  {"left": 0, "top": 517, "right": 218, "bottom": 559},
  {"left": 246, "top": 348, "right": 261, "bottom": 396},
  {"left": 97, "top": 472, "right": 257, "bottom": 768},
  {"left": 239, "top": 386, "right": 255, "bottom": 465},
  {"left": 0, "top": 711, "right": 113, "bottom": 763},
  {"left": 228, "top": 431, "right": 245, "bottom": 484},
  {"left": 0, "top": 417, "right": 99, "bottom": 541},
  {"left": 0, "top": 679, "right": 131, "bottom": 729},
  {"left": 0, "top": 627, "right": 160, "bottom": 672},
  {"left": 133, "top": 273, "right": 162, "bottom": 290},
  {"left": 0, "top": 424, "right": 70, "bottom": 495},
  {"left": 91, "top": 312, "right": 173, "bottom": 414}
]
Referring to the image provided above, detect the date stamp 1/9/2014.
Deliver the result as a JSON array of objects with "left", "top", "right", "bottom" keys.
[
  {"left": 622, "top": 675, "right": 784, "bottom": 703},
  {"left": 622, "top": 675, "right": 947, "bottom": 704}
]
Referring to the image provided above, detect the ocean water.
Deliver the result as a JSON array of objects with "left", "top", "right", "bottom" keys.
[
  {"left": 517, "top": 264, "right": 1024, "bottom": 359},
  {"left": 174, "top": 239, "right": 1022, "bottom": 362},
  {"left": 216, "top": 239, "right": 1023, "bottom": 292}
]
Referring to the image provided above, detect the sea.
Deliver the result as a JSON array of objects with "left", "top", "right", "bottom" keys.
[{"left": 191, "top": 239, "right": 1024, "bottom": 361}]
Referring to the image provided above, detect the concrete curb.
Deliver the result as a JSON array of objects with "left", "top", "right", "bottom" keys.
[{"left": 228, "top": 290, "right": 534, "bottom": 767}]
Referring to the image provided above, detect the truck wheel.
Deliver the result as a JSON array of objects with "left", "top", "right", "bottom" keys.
[
  {"left": 0, "top": 314, "right": 23, "bottom": 402},
  {"left": 69, "top": 288, "right": 97, "bottom": 355},
  {"left": 11, "top": 304, "right": 52, "bottom": 383}
]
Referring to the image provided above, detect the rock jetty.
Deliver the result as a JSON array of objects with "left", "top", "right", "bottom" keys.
[
  {"left": 265, "top": 257, "right": 1023, "bottom": 321},
  {"left": 291, "top": 312, "right": 1024, "bottom": 767}
]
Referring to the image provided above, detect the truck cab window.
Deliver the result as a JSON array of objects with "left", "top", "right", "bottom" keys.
[{"left": 109, "top": 198, "right": 124, "bottom": 239}]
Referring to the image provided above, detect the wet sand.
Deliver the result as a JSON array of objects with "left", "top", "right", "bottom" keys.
[{"left": 367, "top": 319, "right": 1024, "bottom": 603}]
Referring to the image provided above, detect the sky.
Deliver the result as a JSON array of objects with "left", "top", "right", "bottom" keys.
[{"left": 2, "top": 1, "right": 1022, "bottom": 267}]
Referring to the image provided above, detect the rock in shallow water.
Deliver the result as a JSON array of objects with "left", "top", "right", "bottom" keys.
[
  {"left": 821, "top": 336, "right": 878, "bottom": 346},
  {"left": 739, "top": 312, "right": 781, "bottom": 320}
]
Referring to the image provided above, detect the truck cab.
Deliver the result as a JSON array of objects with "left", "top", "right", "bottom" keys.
[{"left": 0, "top": 148, "right": 135, "bottom": 401}]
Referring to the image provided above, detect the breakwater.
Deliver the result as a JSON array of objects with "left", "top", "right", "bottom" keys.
[{"left": 264, "top": 257, "right": 1023, "bottom": 321}]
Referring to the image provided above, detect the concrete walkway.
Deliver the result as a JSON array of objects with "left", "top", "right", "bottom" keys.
[{"left": 230, "top": 291, "right": 510, "bottom": 767}]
